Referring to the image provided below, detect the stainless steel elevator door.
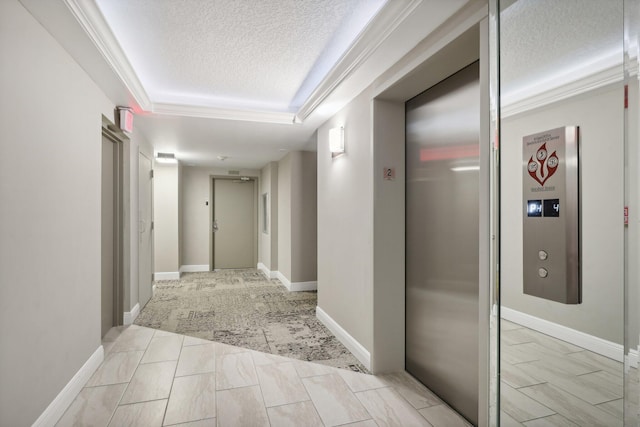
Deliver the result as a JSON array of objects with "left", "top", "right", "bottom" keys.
[{"left": 405, "top": 62, "right": 479, "bottom": 425}]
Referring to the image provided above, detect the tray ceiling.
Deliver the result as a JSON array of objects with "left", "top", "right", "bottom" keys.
[{"left": 68, "top": 0, "right": 403, "bottom": 123}]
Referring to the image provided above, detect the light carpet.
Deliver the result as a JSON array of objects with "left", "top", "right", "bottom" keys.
[{"left": 134, "top": 269, "right": 368, "bottom": 373}]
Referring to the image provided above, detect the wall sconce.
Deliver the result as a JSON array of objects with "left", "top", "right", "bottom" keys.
[
  {"left": 116, "top": 107, "right": 134, "bottom": 134},
  {"left": 329, "top": 126, "right": 345, "bottom": 156},
  {"left": 156, "top": 152, "right": 178, "bottom": 164}
]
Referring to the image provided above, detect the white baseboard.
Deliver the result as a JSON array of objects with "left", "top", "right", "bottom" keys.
[
  {"left": 275, "top": 271, "right": 317, "bottom": 292},
  {"left": 257, "top": 263, "right": 278, "bottom": 279},
  {"left": 316, "top": 306, "right": 371, "bottom": 370},
  {"left": 276, "top": 271, "right": 290, "bottom": 288},
  {"left": 501, "top": 307, "right": 626, "bottom": 362},
  {"left": 33, "top": 345, "right": 104, "bottom": 427},
  {"left": 180, "top": 265, "right": 209, "bottom": 273},
  {"left": 154, "top": 271, "right": 180, "bottom": 280},
  {"left": 123, "top": 303, "right": 140, "bottom": 325},
  {"left": 290, "top": 281, "right": 317, "bottom": 291},
  {"left": 152, "top": 284, "right": 157, "bottom": 297}
]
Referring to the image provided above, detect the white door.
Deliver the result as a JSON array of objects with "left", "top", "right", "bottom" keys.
[
  {"left": 212, "top": 179, "right": 256, "bottom": 269},
  {"left": 139, "top": 152, "right": 153, "bottom": 308},
  {"left": 101, "top": 135, "right": 116, "bottom": 337}
]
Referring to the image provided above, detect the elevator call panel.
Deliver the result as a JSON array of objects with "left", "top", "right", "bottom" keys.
[{"left": 522, "top": 126, "right": 580, "bottom": 304}]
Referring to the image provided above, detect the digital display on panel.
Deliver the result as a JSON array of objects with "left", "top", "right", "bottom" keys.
[
  {"left": 527, "top": 200, "right": 543, "bottom": 217},
  {"left": 544, "top": 199, "right": 560, "bottom": 217}
]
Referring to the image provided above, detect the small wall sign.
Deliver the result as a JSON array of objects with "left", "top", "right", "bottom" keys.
[
  {"left": 625, "top": 206, "right": 629, "bottom": 225},
  {"left": 383, "top": 167, "right": 396, "bottom": 181}
]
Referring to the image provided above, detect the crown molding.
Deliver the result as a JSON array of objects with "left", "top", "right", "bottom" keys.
[
  {"left": 295, "top": 0, "right": 423, "bottom": 122},
  {"left": 64, "top": 0, "right": 152, "bottom": 110},
  {"left": 64, "top": 0, "right": 422, "bottom": 125},
  {"left": 501, "top": 63, "right": 624, "bottom": 118},
  {"left": 152, "top": 103, "right": 296, "bottom": 125}
]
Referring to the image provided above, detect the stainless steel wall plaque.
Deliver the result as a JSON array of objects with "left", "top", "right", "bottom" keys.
[{"left": 522, "top": 126, "right": 581, "bottom": 304}]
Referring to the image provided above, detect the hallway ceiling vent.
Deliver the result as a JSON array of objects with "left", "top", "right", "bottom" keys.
[{"left": 156, "top": 152, "right": 177, "bottom": 164}]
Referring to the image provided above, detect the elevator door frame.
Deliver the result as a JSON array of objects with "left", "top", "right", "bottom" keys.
[
  {"left": 405, "top": 61, "right": 481, "bottom": 425},
  {"left": 101, "top": 120, "right": 125, "bottom": 336}
]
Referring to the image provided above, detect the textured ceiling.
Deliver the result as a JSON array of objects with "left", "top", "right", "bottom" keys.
[
  {"left": 95, "top": 0, "right": 386, "bottom": 113},
  {"left": 501, "top": 0, "right": 622, "bottom": 102},
  {"left": 20, "top": 0, "right": 469, "bottom": 169},
  {"left": 17, "top": 0, "right": 625, "bottom": 168}
]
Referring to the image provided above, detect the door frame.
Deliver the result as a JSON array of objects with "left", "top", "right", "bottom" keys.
[
  {"left": 101, "top": 116, "right": 126, "bottom": 328},
  {"left": 138, "top": 151, "right": 154, "bottom": 309},
  {"left": 209, "top": 175, "right": 259, "bottom": 270}
]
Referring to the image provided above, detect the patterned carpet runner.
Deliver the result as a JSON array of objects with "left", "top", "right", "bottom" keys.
[{"left": 135, "top": 269, "right": 368, "bottom": 372}]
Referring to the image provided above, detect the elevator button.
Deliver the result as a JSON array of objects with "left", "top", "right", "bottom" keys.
[
  {"left": 538, "top": 268, "right": 548, "bottom": 278},
  {"left": 538, "top": 250, "right": 548, "bottom": 260}
]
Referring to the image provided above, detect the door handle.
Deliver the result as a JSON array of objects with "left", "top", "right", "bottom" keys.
[{"left": 213, "top": 220, "right": 219, "bottom": 233}]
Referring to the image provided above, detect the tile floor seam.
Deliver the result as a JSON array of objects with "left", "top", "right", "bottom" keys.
[
  {"left": 511, "top": 360, "right": 541, "bottom": 366},
  {"left": 253, "top": 381, "right": 273, "bottom": 426},
  {"left": 103, "top": 383, "right": 127, "bottom": 427},
  {"left": 116, "top": 397, "right": 169, "bottom": 407},
  {"left": 174, "top": 370, "right": 217, "bottom": 379},
  {"left": 83, "top": 381, "right": 129, "bottom": 389},
  {"left": 515, "top": 381, "right": 619, "bottom": 424},
  {"left": 382, "top": 384, "right": 424, "bottom": 413},
  {"left": 299, "top": 376, "right": 333, "bottom": 426},
  {"left": 161, "top": 342, "right": 184, "bottom": 426},
  {"left": 575, "top": 369, "right": 605, "bottom": 377},
  {"left": 163, "top": 415, "right": 214, "bottom": 427},
  {"left": 262, "top": 396, "right": 313, "bottom": 410},
  {"left": 595, "top": 397, "right": 624, "bottom": 405}
]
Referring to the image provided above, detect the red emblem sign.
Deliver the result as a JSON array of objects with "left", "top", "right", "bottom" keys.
[{"left": 527, "top": 143, "right": 558, "bottom": 186}]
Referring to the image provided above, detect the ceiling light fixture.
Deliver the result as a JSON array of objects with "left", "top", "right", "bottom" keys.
[
  {"left": 450, "top": 165, "right": 480, "bottom": 172},
  {"left": 217, "top": 155, "right": 228, "bottom": 161}
]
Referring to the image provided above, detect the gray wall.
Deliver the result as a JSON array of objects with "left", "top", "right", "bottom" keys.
[
  {"left": 371, "top": 99, "right": 405, "bottom": 372},
  {"left": 318, "top": 88, "right": 375, "bottom": 351},
  {"left": 181, "top": 166, "right": 210, "bottom": 267},
  {"left": 154, "top": 163, "right": 181, "bottom": 274},
  {"left": 259, "top": 162, "right": 278, "bottom": 272},
  {"left": 291, "top": 151, "right": 318, "bottom": 283},
  {"left": 501, "top": 84, "right": 624, "bottom": 343},
  {"left": 0, "top": 1, "right": 113, "bottom": 424},
  {"left": 278, "top": 155, "right": 293, "bottom": 280},
  {"left": 277, "top": 152, "right": 318, "bottom": 283}
]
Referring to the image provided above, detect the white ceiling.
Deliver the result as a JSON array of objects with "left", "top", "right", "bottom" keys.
[
  {"left": 17, "top": 0, "right": 626, "bottom": 169},
  {"left": 94, "top": 0, "right": 386, "bottom": 114},
  {"left": 501, "top": 0, "right": 623, "bottom": 105},
  {"left": 19, "top": 0, "right": 471, "bottom": 169}
]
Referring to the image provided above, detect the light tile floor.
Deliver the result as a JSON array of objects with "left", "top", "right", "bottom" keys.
[
  {"left": 500, "top": 320, "right": 624, "bottom": 426},
  {"left": 57, "top": 325, "right": 471, "bottom": 427}
]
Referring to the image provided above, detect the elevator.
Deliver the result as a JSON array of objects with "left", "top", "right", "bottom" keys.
[{"left": 405, "top": 62, "right": 479, "bottom": 425}]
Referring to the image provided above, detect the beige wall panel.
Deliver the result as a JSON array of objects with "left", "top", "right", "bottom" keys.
[
  {"left": 0, "top": 1, "right": 115, "bottom": 424},
  {"left": 501, "top": 85, "right": 624, "bottom": 343},
  {"left": 154, "top": 163, "right": 180, "bottom": 273},
  {"left": 317, "top": 89, "right": 375, "bottom": 351},
  {"left": 278, "top": 154, "right": 293, "bottom": 280}
]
